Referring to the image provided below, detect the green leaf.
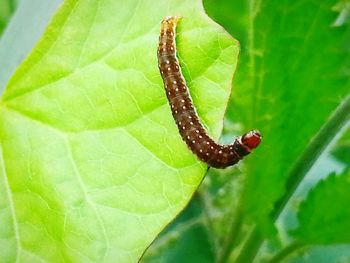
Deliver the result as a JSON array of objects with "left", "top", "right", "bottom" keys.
[
  {"left": 205, "top": 0, "right": 350, "bottom": 234},
  {"left": 0, "top": 0, "right": 238, "bottom": 262},
  {"left": 292, "top": 170, "right": 350, "bottom": 245},
  {"left": 0, "top": 0, "right": 17, "bottom": 36}
]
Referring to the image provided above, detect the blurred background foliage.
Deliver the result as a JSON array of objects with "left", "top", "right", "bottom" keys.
[
  {"left": 0, "top": 0, "right": 17, "bottom": 36},
  {"left": 0, "top": 0, "right": 349, "bottom": 262}
]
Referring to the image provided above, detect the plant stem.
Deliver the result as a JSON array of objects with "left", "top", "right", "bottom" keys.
[
  {"left": 216, "top": 206, "right": 243, "bottom": 263},
  {"left": 235, "top": 228, "right": 262, "bottom": 263},
  {"left": 235, "top": 95, "right": 350, "bottom": 263},
  {"left": 267, "top": 242, "right": 305, "bottom": 263},
  {"left": 197, "top": 190, "right": 220, "bottom": 256}
]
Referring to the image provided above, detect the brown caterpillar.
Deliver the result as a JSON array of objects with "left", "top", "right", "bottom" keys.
[{"left": 157, "top": 16, "right": 261, "bottom": 168}]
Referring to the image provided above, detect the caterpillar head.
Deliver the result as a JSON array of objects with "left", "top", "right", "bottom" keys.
[{"left": 241, "top": 130, "right": 261, "bottom": 151}]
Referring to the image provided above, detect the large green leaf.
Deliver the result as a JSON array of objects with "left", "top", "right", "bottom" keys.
[
  {"left": 0, "top": 0, "right": 238, "bottom": 262},
  {"left": 292, "top": 170, "right": 350, "bottom": 244},
  {"left": 205, "top": 0, "right": 350, "bottom": 233}
]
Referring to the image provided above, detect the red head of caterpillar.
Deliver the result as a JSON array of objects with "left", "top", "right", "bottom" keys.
[{"left": 242, "top": 130, "right": 262, "bottom": 151}]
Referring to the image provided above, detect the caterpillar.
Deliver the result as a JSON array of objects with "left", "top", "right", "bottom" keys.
[{"left": 157, "top": 16, "right": 261, "bottom": 168}]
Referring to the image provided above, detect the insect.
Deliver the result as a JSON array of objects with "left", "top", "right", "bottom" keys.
[{"left": 157, "top": 16, "right": 261, "bottom": 168}]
